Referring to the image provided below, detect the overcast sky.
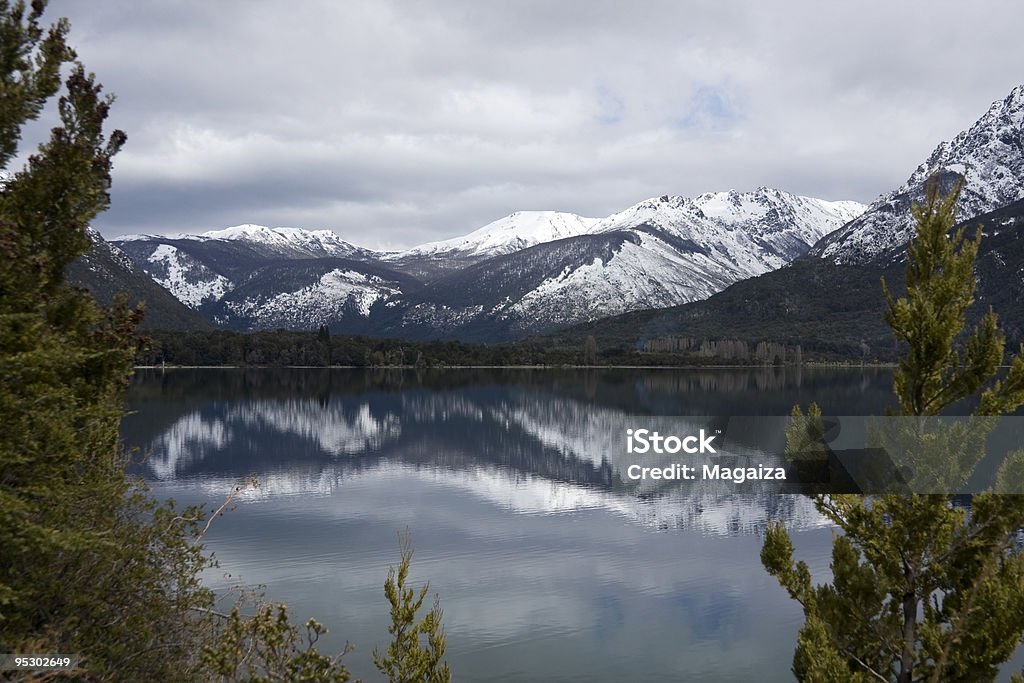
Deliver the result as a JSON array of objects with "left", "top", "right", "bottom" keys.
[{"left": 23, "top": 1, "right": 1024, "bottom": 249}]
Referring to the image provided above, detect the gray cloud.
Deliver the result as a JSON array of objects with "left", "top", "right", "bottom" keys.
[{"left": 23, "top": 0, "right": 1024, "bottom": 248}]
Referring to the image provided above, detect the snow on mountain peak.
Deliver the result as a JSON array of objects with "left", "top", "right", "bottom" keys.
[
  {"left": 816, "top": 83, "right": 1024, "bottom": 264},
  {"left": 119, "top": 224, "right": 367, "bottom": 259},
  {"left": 594, "top": 187, "right": 865, "bottom": 245},
  {"left": 905, "top": 84, "right": 1024, "bottom": 197},
  {"left": 198, "top": 224, "right": 359, "bottom": 253},
  {"left": 398, "top": 210, "right": 600, "bottom": 258}
]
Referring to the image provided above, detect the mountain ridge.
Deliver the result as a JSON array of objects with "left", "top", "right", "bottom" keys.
[
  {"left": 812, "top": 84, "right": 1024, "bottom": 265},
  {"left": 112, "top": 187, "right": 864, "bottom": 339},
  {"left": 68, "top": 82, "right": 1024, "bottom": 346}
]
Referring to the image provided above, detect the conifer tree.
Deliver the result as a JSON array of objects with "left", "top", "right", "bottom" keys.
[
  {"left": 0, "top": 4, "right": 357, "bottom": 680},
  {"left": 374, "top": 534, "right": 452, "bottom": 683},
  {"left": 761, "top": 178, "right": 1024, "bottom": 682}
]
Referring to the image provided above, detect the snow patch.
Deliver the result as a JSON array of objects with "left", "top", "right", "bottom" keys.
[
  {"left": 146, "top": 244, "right": 232, "bottom": 308},
  {"left": 395, "top": 211, "right": 600, "bottom": 259},
  {"left": 226, "top": 268, "right": 401, "bottom": 327}
]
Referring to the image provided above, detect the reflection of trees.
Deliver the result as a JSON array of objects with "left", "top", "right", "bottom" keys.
[
  {"left": 640, "top": 368, "right": 796, "bottom": 393},
  {"left": 126, "top": 366, "right": 896, "bottom": 417},
  {"left": 637, "top": 367, "right": 892, "bottom": 411}
]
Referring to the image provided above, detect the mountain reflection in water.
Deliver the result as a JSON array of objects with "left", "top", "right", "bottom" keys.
[{"left": 122, "top": 367, "right": 896, "bottom": 681}]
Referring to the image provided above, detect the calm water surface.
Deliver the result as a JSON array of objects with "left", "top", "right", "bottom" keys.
[{"left": 119, "top": 367, "right": 937, "bottom": 681}]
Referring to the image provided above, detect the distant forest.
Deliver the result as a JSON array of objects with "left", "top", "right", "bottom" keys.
[{"left": 136, "top": 327, "right": 876, "bottom": 367}]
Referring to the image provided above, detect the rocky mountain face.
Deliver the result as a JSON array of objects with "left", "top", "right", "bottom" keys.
[
  {"left": 113, "top": 190, "right": 863, "bottom": 340},
  {"left": 813, "top": 84, "right": 1024, "bottom": 265},
  {"left": 65, "top": 230, "right": 210, "bottom": 330}
]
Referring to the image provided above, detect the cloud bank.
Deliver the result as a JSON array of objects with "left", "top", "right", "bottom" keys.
[{"left": 28, "top": 0, "right": 1024, "bottom": 249}]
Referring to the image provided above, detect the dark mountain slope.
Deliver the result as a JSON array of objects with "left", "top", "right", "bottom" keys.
[
  {"left": 66, "top": 231, "right": 210, "bottom": 331},
  {"left": 204, "top": 257, "right": 420, "bottom": 333}
]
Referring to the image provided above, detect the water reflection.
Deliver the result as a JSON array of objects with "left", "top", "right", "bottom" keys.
[
  {"left": 124, "top": 368, "right": 896, "bottom": 534},
  {"left": 121, "top": 367, "right": 898, "bottom": 681}
]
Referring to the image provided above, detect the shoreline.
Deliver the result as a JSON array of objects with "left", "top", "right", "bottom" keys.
[{"left": 134, "top": 362, "right": 899, "bottom": 370}]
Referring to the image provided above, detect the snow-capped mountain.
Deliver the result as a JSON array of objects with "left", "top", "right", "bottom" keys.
[
  {"left": 114, "top": 225, "right": 386, "bottom": 310},
  {"left": 65, "top": 229, "right": 209, "bottom": 330},
  {"left": 385, "top": 188, "right": 865, "bottom": 339},
  {"left": 122, "top": 224, "right": 370, "bottom": 259},
  {"left": 379, "top": 210, "right": 601, "bottom": 281},
  {"left": 206, "top": 258, "right": 418, "bottom": 331},
  {"left": 813, "top": 83, "right": 1024, "bottom": 264},
  {"left": 394, "top": 211, "right": 599, "bottom": 259},
  {"left": 592, "top": 188, "right": 865, "bottom": 273}
]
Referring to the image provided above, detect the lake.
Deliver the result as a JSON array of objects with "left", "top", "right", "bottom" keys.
[{"left": 119, "top": 366, "right": 1015, "bottom": 681}]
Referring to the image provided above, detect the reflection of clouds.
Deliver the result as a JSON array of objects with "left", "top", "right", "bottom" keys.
[
  {"left": 128, "top": 369, "right": 893, "bottom": 681},
  {"left": 451, "top": 591, "right": 594, "bottom": 644},
  {"left": 160, "top": 465, "right": 831, "bottom": 663}
]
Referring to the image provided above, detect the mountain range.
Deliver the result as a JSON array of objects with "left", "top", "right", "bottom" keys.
[
  {"left": 71, "top": 83, "right": 1024, "bottom": 349},
  {"left": 108, "top": 189, "right": 862, "bottom": 340}
]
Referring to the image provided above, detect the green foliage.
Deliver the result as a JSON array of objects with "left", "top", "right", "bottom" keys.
[
  {"left": 139, "top": 326, "right": 821, "bottom": 368},
  {"left": 882, "top": 181, "right": 1024, "bottom": 418},
  {"left": 0, "top": 0, "right": 72, "bottom": 166},
  {"left": 201, "top": 603, "right": 351, "bottom": 683},
  {"left": 374, "top": 535, "right": 452, "bottom": 683},
  {"left": 762, "top": 177, "right": 1024, "bottom": 682},
  {"left": 0, "top": 4, "right": 357, "bottom": 680},
  {"left": 135, "top": 327, "right": 626, "bottom": 368},
  {"left": 0, "top": 0, "right": 158, "bottom": 669},
  {"left": 996, "top": 450, "right": 1024, "bottom": 494},
  {"left": 784, "top": 403, "right": 826, "bottom": 463}
]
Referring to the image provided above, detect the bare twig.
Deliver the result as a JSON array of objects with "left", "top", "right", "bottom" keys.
[
  {"left": 191, "top": 606, "right": 235, "bottom": 620},
  {"left": 198, "top": 475, "right": 259, "bottom": 540}
]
